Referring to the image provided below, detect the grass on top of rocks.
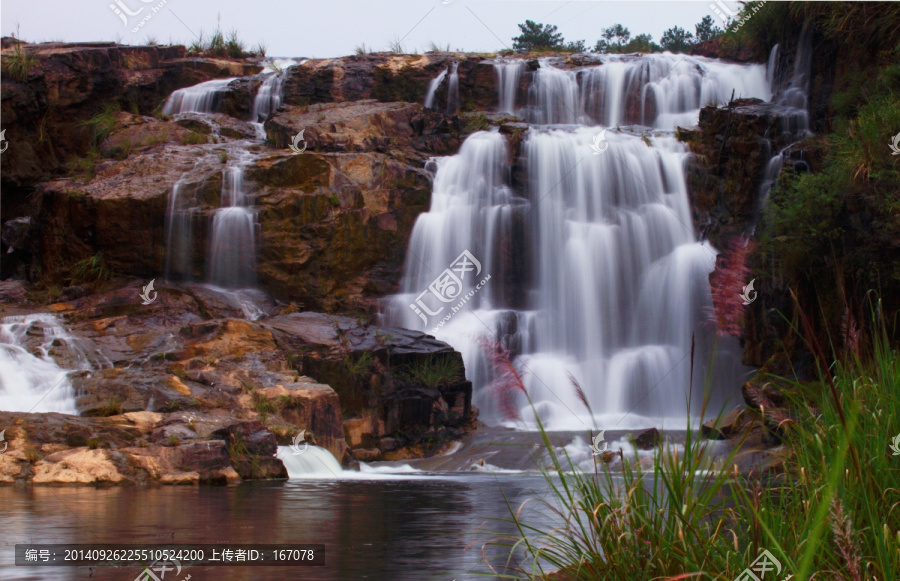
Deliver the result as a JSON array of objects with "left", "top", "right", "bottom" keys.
[
  {"left": 400, "top": 355, "right": 464, "bottom": 389},
  {"left": 187, "top": 27, "right": 266, "bottom": 59},
  {"left": 482, "top": 303, "right": 900, "bottom": 580}
]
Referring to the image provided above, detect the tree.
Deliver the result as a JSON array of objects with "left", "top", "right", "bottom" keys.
[
  {"left": 694, "top": 15, "right": 724, "bottom": 42},
  {"left": 602, "top": 24, "right": 631, "bottom": 50},
  {"left": 623, "top": 33, "right": 658, "bottom": 53},
  {"left": 512, "top": 20, "right": 564, "bottom": 52},
  {"left": 593, "top": 39, "right": 610, "bottom": 53},
  {"left": 564, "top": 39, "right": 586, "bottom": 53},
  {"left": 660, "top": 25, "right": 694, "bottom": 53}
]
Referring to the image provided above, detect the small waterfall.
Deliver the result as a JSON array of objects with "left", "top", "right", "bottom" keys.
[
  {"left": 277, "top": 446, "right": 343, "bottom": 479},
  {"left": 446, "top": 62, "right": 459, "bottom": 115},
  {"left": 207, "top": 153, "right": 257, "bottom": 288},
  {"left": 424, "top": 68, "right": 448, "bottom": 109},
  {"left": 494, "top": 60, "right": 524, "bottom": 115},
  {"left": 766, "top": 44, "right": 779, "bottom": 88},
  {"left": 774, "top": 22, "right": 813, "bottom": 136},
  {"left": 383, "top": 127, "right": 746, "bottom": 429},
  {"left": 252, "top": 61, "right": 297, "bottom": 122},
  {"left": 524, "top": 55, "right": 770, "bottom": 128},
  {"left": 0, "top": 314, "right": 87, "bottom": 414},
  {"left": 163, "top": 180, "right": 198, "bottom": 281},
  {"left": 162, "top": 78, "right": 236, "bottom": 115}
]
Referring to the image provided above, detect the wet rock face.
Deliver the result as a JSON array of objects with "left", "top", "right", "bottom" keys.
[
  {"left": 281, "top": 53, "right": 497, "bottom": 112},
  {"left": 263, "top": 312, "right": 474, "bottom": 461},
  {"left": 0, "top": 42, "right": 261, "bottom": 187},
  {"left": 0, "top": 282, "right": 473, "bottom": 483}
]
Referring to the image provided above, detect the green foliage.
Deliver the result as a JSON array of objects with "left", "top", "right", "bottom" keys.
[
  {"left": 4, "top": 37, "right": 37, "bottom": 81},
  {"left": 602, "top": 23, "right": 630, "bottom": 48},
  {"left": 463, "top": 112, "right": 491, "bottom": 133},
  {"left": 493, "top": 317, "right": 900, "bottom": 580},
  {"left": 512, "top": 20, "right": 564, "bottom": 52},
  {"left": 69, "top": 253, "right": 112, "bottom": 284},
  {"left": 401, "top": 355, "right": 463, "bottom": 388},
  {"left": 252, "top": 392, "right": 276, "bottom": 419},
  {"left": 253, "top": 41, "right": 267, "bottom": 58},
  {"left": 179, "top": 132, "right": 209, "bottom": 145},
  {"left": 695, "top": 14, "right": 724, "bottom": 42},
  {"left": 660, "top": 25, "right": 695, "bottom": 52},
  {"left": 225, "top": 28, "right": 245, "bottom": 58},
  {"left": 562, "top": 39, "right": 586, "bottom": 53},
  {"left": 328, "top": 194, "right": 340, "bottom": 207},
  {"left": 344, "top": 351, "right": 375, "bottom": 377},
  {"left": 69, "top": 149, "right": 100, "bottom": 180},
  {"left": 208, "top": 29, "right": 227, "bottom": 56},
  {"left": 78, "top": 103, "right": 121, "bottom": 147},
  {"left": 354, "top": 43, "right": 370, "bottom": 55},
  {"left": 96, "top": 396, "right": 122, "bottom": 417},
  {"left": 387, "top": 35, "right": 405, "bottom": 54},
  {"left": 217, "top": 150, "right": 229, "bottom": 163},
  {"left": 426, "top": 41, "right": 450, "bottom": 53}
]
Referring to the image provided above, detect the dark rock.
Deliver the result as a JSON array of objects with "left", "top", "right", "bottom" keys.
[
  {"left": 701, "top": 409, "right": 751, "bottom": 440},
  {"left": 633, "top": 427, "right": 660, "bottom": 450}
]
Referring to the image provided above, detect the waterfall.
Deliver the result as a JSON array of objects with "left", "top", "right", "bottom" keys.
[
  {"left": 424, "top": 68, "right": 448, "bottom": 109},
  {"left": 382, "top": 127, "right": 746, "bottom": 429},
  {"left": 207, "top": 153, "right": 258, "bottom": 288},
  {"left": 277, "top": 446, "right": 344, "bottom": 479},
  {"left": 494, "top": 60, "right": 524, "bottom": 115},
  {"left": 0, "top": 314, "right": 88, "bottom": 414},
  {"left": 446, "top": 62, "right": 459, "bottom": 115},
  {"left": 524, "top": 54, "right": 770, "bottom": 128},
  {"left": 252, "top": 61, "right": 297, "bottom": 122},
  {"left": 766, "top": 44, "right": 779, "bottom": 88},
  {"left": 162, "top": 78, "right": 236, "bottom": 115},
  {"left": 774, "top": 22, "right": 813, "bottom": 136},
  {"left": 163, "top": 179, "right": 198, "bottom": 281}
]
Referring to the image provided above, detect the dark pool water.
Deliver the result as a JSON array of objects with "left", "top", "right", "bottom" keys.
[{"left": 0, "top": 473, "right": 554, "bottom": 581}]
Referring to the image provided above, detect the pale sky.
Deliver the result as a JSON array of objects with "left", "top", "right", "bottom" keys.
[{"left": 1, "top": 0, "right": 734, "bottom": 58}]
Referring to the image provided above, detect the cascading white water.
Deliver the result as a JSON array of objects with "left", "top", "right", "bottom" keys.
[
  {"left": 526, "top": 54, "right": 771, "bottom": 128},
  {"left": 766, "top": 44, "right": 779, "bottom": 88},
  {"left": 207, "top": 152, "right": 257, "bottom": 288},
  {"left": 162, "top": 78, "right": 236, "bottom": 115},
  {"left": 446, "top": 62, "right": 459, "bottom": 115},
  {"left": 424, "top": 68, "right": 448, "bottom": 109},
  {"left": 383, "top": 128, "right": 741, "bottom": 429},
  {"left": 163, "top": 179, "right": 197, "bottom": 281},
  {"left": 252, "top": 60, "right": 298, "bottom": 122},
  {"left": 773, "top": 22, "right": 813, "bottom": 136},
  {"left": 0, "top": 314, "right": 88, "bottom": 414},
  {"left": 494, "top": 60, "right": 524, "bottom": 115},
  {"left": 383, "top": 54, "right": 766, "bottom": 430}
]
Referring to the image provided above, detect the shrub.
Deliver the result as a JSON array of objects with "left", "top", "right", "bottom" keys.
[{"left": 401, "top": 354, "right": 464, "bottom": 388}]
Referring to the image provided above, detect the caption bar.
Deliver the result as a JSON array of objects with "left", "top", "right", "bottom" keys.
[{"left": 15, "top": 544, "right": 325, "bottom": 567}]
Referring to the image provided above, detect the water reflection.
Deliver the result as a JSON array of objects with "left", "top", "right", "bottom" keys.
[{"left": 0, "top": 474, "right": 550, "bottom": 580}]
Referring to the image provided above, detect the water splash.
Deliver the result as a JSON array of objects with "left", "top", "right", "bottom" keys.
[
  {"left": 0, "top": 314, "right": 92, "bottom": 414},
  {"left": 162, "top": 78, "right": 237, "bottom": 115}
]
